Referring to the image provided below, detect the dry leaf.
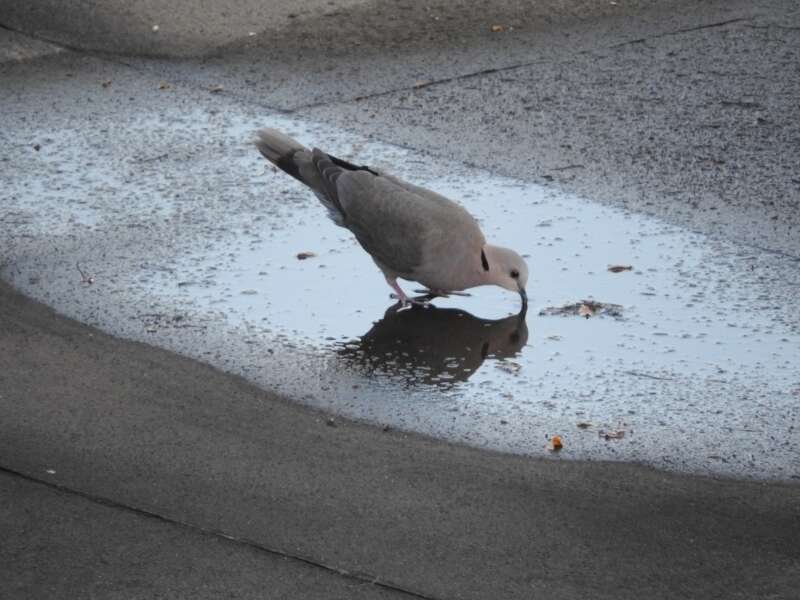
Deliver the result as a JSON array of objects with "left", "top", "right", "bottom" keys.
[
  {"left": 490, "top": 24, "right": 505, "bottom": 33},
  {"left": 413, "top": 81, "right": 431, "bottom": 89},
  {"left": 296, "top": 251, "right": 316, "bottom": 260},
  {"left": 547, "top": 435, "right": 563, "bottom": 451},
  {"left": 158, "top": 81, "right": 170, "bottom": 90},
  {"left": 608, "top": 265, "right": 633, "bottom": 273},
  {"left": 601, "top": 430, "right": 625, "bottom": 440},
  {"left": 209, "top": 84, "right": 224, "bottom": 93},
  {"left": 539, "top": 300, "right": 624, "bottom": 319}
]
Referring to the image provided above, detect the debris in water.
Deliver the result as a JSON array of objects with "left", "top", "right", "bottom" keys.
[
  {"left": 600, "top": 429, "right": 625, "bottom": 440},
  {"left": 76, "top": 262, "right": 95, "bottom": 285},
  {"left": 608, "top": 265, "right": 633, "bottom": 273},
  {"left": 576, "top": 422, "right": 592, "bottom": 429},
  {"left": 496, "top": 361, "right": 522, "bottom": 375},
  {"left": 296, "top": 251, "right": 317, "bottom": 260},
  {"left": 539, "top": 300, "right": 624, "bottom": 319},
  {"left": 547, "top": 435, "right": 563, "bottom": 451},
  {"left": 209, "top": 84, "right": 224, "bottom": 93},
  {"left": 490, "top": 24, "right": 505, "bottom": 33},
  {"left": 326, "top": 417, "right": 337, "bottom": 427}
]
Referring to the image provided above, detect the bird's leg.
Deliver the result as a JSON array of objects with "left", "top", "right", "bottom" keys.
[{"left": 386, "top": 276, "right": 430, "bottom": 310}]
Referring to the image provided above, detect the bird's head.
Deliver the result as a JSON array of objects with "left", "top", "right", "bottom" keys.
[{"left": 482, "top": 245, "right": 529, "bottom": 307}]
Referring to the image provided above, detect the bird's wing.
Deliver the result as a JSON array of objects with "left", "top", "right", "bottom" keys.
[{"left": 335, "top": 171, "right": 450, "bottom": 275}]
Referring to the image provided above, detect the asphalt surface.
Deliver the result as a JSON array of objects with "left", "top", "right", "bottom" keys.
[
  {"left": 2, "top": 280, "right": 799, "bottom": 599},
  {"left": 2, "top": 0, "right": 800, "bottom": 598}
]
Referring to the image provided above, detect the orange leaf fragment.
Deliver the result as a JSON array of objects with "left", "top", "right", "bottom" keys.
[{"left": 547, "top": 435, "right": 563, "bottom": 451}]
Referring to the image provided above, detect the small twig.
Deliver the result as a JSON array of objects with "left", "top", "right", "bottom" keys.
[
  {"left": 136, "top": 152, "right": 169, "bottom": 163},
  {"left": 76, "top": 262, "right": 95, "bottom": 284},
  {"left": 622, "top": 370, "right": 673, "bottom": 381}
]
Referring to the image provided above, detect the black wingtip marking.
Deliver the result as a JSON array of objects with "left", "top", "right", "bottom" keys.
[
  {"left": 274, "top": 153, "right": 303, "bottom": 183},
  {"left": 329, "top": 153, "right": 379, "bottom": 176},
  {"left": 481, "top": 249, "right": 490, "bottom": 271}
]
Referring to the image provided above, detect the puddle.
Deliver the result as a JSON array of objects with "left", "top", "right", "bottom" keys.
[{"left": 2, "top": 106, "right": 799, "bottom": 481}]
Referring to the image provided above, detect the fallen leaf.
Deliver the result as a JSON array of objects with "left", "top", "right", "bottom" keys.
[
  {"left": 490, "top": 24, "right": 505, "bottom": 32},
  {"left": 296, "top": 251, "right": 316, "bottom": 260},
  {"left": 600, "top": 429, "right": 625, "bottom": 440},
  {"left": 209, "top": 84, "right": 224, "bottom": 93},
  {"left": 608, "top": 265, "right": 633, "bottom": 273},
  {"left": 413, "top": 80, "right": 431, "bottom": 89},
  {"left": 540, "top": 300, "right": 623, "bottom": 319},
  {"left": 547, "top": 435, "right": 563, "bottom": 451},
  {"left": 158, "top": 81, "right": 170, "bottom": 90}
]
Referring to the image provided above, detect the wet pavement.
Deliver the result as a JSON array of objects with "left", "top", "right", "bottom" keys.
[
  {"left": 2, "top": 4, "right": 800, "bottom": 598},
  {"left": 3, "top": 97, "right": 798, "bottom": 480}
]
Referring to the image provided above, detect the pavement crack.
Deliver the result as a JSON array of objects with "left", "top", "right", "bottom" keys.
[
  {"left": 610, "top": 18, "right": 747, "bottom": 48},
  {"left": 292, "top": 18, "right": 750, "bottom": 111},
  {"left": 0, "top": 465, "right": 443, "bottom": 600},
  {"left": 0, "top": 21, "right": 77, "bottom": 54},
  {"left": 293, "top": 59, "right": 548, "bottom": 111}
]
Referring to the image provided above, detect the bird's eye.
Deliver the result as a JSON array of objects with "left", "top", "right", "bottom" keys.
[{"left": 510, "top": 269, "right": 520, "bottom": 279}]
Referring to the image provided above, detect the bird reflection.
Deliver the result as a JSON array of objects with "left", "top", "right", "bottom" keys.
[{"left": 335, "top": 303, "right": 528, "bottom": 387}]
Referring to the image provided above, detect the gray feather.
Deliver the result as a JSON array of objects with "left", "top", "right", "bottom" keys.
[
  {"left": 255, "top": 130, "right": 345, "bottom": 225},
  {"left": 336, "top": 172, "right": 426, "bottom": 274}
]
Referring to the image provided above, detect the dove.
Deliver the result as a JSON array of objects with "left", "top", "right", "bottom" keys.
[{"left": 254, "top": 129, "right": 528, "bottom": 309}]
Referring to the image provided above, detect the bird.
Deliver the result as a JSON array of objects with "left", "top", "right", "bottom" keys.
[{"left": 254, "top": 129, "right": 528, "bottom": 309}]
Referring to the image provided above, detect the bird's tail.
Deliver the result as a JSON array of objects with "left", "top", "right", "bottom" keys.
[
  {"left": 254, "top": 129, "right": 309, "bottom": 184},
  {"left": 254, "top": 128, "right": 345, "bottom": 225}
]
